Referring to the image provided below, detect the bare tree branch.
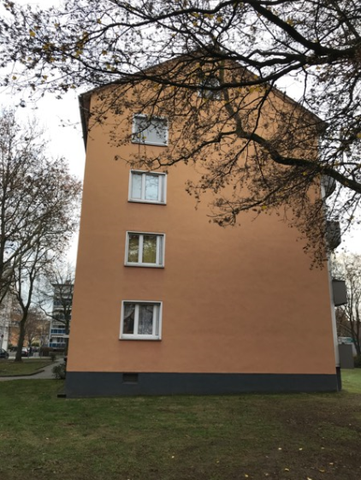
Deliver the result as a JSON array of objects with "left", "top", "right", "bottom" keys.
[{"left": 1, "top": 1, "right": 361, "bottom": 262}]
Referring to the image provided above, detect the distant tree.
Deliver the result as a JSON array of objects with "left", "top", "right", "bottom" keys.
[
  {"left": 12, "top": 245, "right": 48, "bottom": 361},
  {"left": 0, "top": 111, "right": 82, "bottom": 361},
  {"left": 23, "top": 307, "right": 49, "bottom": 349},
  {"left": 38, "top": 263, "right": 75, "bottom": 353},
  {"left": 1, "top": 1, "right": 361, "bottom": 261},
  {"left": 334, "top": 255, "right": 361, "bottom": 356},
  {"left": 0, "top": 109, "right": 81, "bottom": 309},
  {"left": 10, "top": 303, "right": 50, "bottom": 349}
]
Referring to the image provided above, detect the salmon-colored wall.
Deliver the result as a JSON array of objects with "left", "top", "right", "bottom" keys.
[{"left": 67, "top": 92, "right": 336, "bottom": 376}]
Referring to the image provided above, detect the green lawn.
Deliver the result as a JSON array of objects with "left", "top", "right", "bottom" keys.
[
  {"left": 0, "top": 358, "right": 52, "bottom": 376},
  {"left": 340, "top": 369, "right": 361, "bottom": 393},
  {"left": 0, "top": 371, "right": 360, "bottom": 480}
]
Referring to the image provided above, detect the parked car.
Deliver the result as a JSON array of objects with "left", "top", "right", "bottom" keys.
[
  {"left": 0, "top": 348, "right": 9, "bottom": 359},
  {"left": 21, "top": 349, "right": 29, "bottom": 357}
]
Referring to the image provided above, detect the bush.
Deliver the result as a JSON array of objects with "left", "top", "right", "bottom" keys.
[
  {"left": 354, "top": 355, "right": 361, "bottom": 368},
  {"left": 39, "top": 346, "right": 51, "bottom": 357},
  {"left": 52, "top": 363, "right": 66, "bottom": 380},
  {"left": 40, "top": 347, "right": 66, "bottom": 358}
]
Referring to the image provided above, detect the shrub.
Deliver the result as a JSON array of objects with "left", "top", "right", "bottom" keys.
[
  {"left": 354, "top": 355, "right": 361, "bottom": 368},
  {"left": 52, "top": 363, "right": 66, "bottom": 380},
  {"left": 39, "top": 346, "right": 51, "bottom": 357}
]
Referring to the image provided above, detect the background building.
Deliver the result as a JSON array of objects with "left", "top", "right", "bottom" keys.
[
  {"left": 49, "top": 282, "right": 73, "bottom": 350},
  {"left": 0, "top": 292, "right": 13, "bottom": 351}
]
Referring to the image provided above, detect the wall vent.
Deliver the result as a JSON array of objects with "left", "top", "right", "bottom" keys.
[{"left": 122, "top": 373, "right": 139, "bottom": 384}]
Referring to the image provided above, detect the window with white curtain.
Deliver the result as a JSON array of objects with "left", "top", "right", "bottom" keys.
[
  {"left": 120, "top": 301, "right": 162, "bottom": 340},
  {"left": 129, "top": 170, "right": 167, "bottom": 204}
]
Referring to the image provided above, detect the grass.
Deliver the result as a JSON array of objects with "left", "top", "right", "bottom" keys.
[
  {"left": 0, "top": 358, "right": 52, "bottom": 376},
  {"left": 340, "top": 368, "right": 361, "bottom": 393},
  {"left": 0, "top": 370, "right": 360, "bottom": 480}
]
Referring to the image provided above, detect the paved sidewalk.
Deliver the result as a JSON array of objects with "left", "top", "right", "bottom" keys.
[{"left": 0, "top": 358, "right": 64, "bottom": 381}]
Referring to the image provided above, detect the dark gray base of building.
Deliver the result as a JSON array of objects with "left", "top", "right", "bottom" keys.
[{"left": 65, "top": 371, "right": 340, "bottom": 398}]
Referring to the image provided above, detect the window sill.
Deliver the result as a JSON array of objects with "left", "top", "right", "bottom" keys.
[
  {"left": 131, "top": 140, "right": 168, "bottom": 147},
  {"left": 120, "top": 336, "right": 161, "bottom": 341},
  {"left": 124, "top": 263, "right": 165, "bottom": 269},
  {"left": 128, "top": 199, "right": 167, "bottom": 205}
]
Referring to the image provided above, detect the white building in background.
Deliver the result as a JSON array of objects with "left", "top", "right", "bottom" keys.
[
  {"left": 0, "top": 292, "right": 13, "bottom": 350},
  {"left": 49, "top": 282, "right": 73, "bottom": 349}
]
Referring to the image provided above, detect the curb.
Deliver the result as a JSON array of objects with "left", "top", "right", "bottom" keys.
[{"left": 0, "top": 369, "right": 46, "bottom": 378}]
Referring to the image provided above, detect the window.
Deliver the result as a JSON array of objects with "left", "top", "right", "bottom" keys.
[
  {"left": 125, "top": 232, "right": 165, "bottom": 267},
  {"left": 198, "top": 77, "right": 221, "bottom": 100},
  {"left": 129, "top": 170, "right": 167, "bottom": 204},
  {"left": 132, "top": 114, "right": 168, "bottom": 146},
  {"left": 120, "top": 301, "right": 162, "bottom": 340}
]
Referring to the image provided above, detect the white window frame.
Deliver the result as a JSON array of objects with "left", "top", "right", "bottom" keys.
[
  {"left": 120, "top": 301, "right": 162, "bottom": 340},
  {"left": 132, "top": 114, "right": 169, "bottom": 146},
  {"left": 125, "top": 231, "right": 165, "bottom": 268},
  {"left": 198, "top": 77, "right": 221, "bottom": 100},
  {"left": 128, "top": 170, "right": 167, "bottom": 204}
]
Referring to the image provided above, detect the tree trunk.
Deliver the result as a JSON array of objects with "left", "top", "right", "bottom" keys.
[
  {"left": 354, "top": 312, "right": 361, "bottom": 356},
  {"left": 15, "top": 316, "right": 28, "bottom": 362}
]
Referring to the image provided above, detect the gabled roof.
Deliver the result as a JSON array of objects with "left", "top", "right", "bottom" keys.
[{"left": 78, "top": 52, "right": 325, "bottom": 148}]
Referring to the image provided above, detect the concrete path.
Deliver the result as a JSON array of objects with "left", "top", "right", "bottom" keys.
[{"left": 0, "top": 357, "right": 64, "bottom": 382}]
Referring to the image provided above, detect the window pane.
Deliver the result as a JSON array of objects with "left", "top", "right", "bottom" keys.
[
  {"left": 123, "top": 304, "right": 135, "bottom": 334},
  {"left": 142, "top": 235, "right": 157, "bottom": 264},
  {"left": 133, "top": 117, "right": 147, "bottom": 142},
  {"left": 146, "top": 118, "right": 167, "bottom": 145},
  {"left": 154, "top": 306, "right": 160, "bottom": 336},
  {"left": 131, "top": 173, "right": 142, "bottom": 199},
  {"left": 128, "top": 234, "right": 140, "bottom": 263},
  {"left": 145, "top": 175, "right": 159, "bottom": 201},
  {"left": 138, "top": 305, "right": 154, "bottom": 335}
]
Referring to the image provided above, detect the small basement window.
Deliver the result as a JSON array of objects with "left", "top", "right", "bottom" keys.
[{"left": 122, "top": 373, "right": 139, "bottom": 384}]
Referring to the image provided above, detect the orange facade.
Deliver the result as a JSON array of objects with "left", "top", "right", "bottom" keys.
[{"left": 66, "top": 84, "right": 339, "bottom": 397}]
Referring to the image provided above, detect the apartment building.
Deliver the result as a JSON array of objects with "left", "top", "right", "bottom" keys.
[
  {"left": 65, "top": 64, "right": 341, "bottom": 397},
  {"left": 49, "top": 282, "right": 73, "bottom": 349}
]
